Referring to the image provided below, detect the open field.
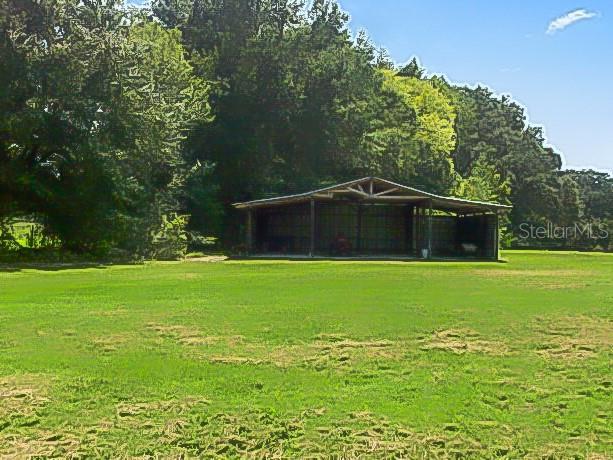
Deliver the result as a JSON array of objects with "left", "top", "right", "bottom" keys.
[{"left": 0, "top": 251, "right": 611, "bottom": 458}]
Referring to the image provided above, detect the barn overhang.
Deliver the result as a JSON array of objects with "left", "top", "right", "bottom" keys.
[{"left": 233, "top": 177, "right": 511, "bottom": 214}]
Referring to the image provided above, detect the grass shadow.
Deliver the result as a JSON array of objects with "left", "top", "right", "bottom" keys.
[
  {"left": 0, "top": 261, "right": 120, "bottom": 273},
  {"left": 229, "top": 255, "right": 506, "bottom": 263}
]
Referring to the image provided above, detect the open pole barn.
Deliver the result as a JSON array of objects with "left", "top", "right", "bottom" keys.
[{"left": 233, "top": 177, "right": 511, "bottom": 260}]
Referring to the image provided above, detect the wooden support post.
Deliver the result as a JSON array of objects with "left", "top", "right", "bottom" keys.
[
  {"left": 427, "top": 199, "right": 433, "bottom": 259},
  {"left": 413, "top": 204, "right": 421, "bottom": 258},
  {"left": 246, "top": 209, "right": 253, "bottom": 255},
  {"left": 356, "top": 204, "right": 362, "bottom": 254},
  {"left": 405, "top": 204, "right": 412, "bottom": 256},
  {"left": 309, "top": 198, "right": 315, "bottom": 257},
  {"left": 494, "top": 211, "right": 499, "bottom": 261},
  {"left": 480, "top": 213, "right": 487, "bottom": 258}
]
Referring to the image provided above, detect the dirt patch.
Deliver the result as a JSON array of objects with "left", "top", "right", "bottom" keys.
[
  {"left": 0, "top": 374, "right": 59, "bottom": 455},
  {"left": 307, "top": 411, "right": 486, "bottom": 458},
  {"left": 156, "top": 329, "right": 403, "bottom": 369},
  {"left": 2, "top": 396, "right": 210, "bottom": 457},
  {"left": 116, "top": 397, "right": 210, "bottom": 420},
  {"left": 527, "top": 443, "right": 609, "bottom": 460},
  {"left": 115, "top": 397, "right": 212, "bottom": 436},
  {"left": 312, "top": 333, "right": 394, "bottom": 350},
  {"left": 189, "top": 333, "right": 402, "bottom": 369},
  {"left": 420, "top": 329, "right": 508, "bottom": 355},
  {"left": 533, "top": 315, "right": 612, "bottom": 360},
  {"left": 0, "top": 398, "right": 602, "bottom": 457},
  {"left": 160, "top": 409, "right": 306, "bottom": 456},
  {"left": 162, "top": 409, "right": 490, "bottom": 458},
  {"left": 89, "top": 334, "right": 131, "bottom": 353},
  {"left": 586, "top": 453, "right": 610, "bottom": 460},
  {"left": 208, "top": 356, "right": 264, "bottom": 365},
  {"left": 146, "top": 322, "right": 221, "bottom": 346},
  {"left": 0, "top": 431, "right": 81, "bottom": 457},
  {"left": 0, "top": 374, "right": 50, "bottom": 419},
  {"left": 267, "top": 334, "right": 400, "bottom": 369},
  {"left": 185, "top": 255, "right": 228, "bottom": 263},
  {"left": 307, "top": 334, "right": 396, "bottom": 366}
]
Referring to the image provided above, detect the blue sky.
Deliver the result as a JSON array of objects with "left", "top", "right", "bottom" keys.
[{"left": 339, "top": 0, "right": 612, "bottom": 172}]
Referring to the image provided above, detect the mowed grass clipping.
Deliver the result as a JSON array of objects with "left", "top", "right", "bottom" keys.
[{"left": 0, "top": 251, "right": 611, "bottom": 457}]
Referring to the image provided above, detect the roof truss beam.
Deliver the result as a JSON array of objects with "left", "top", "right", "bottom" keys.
[
  {"left": 346, "top": 186, "right": 369, "bottom": 197},
  {"left": 373, "top": 187, "right": 399, "bottom": 197}
]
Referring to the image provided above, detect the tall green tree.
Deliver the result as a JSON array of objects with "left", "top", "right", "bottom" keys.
[
  {"left": 163, "top": 0, "right": 385, "bottom": 241},
  {"left": 357, "top": 69, "right": 457, "bottom": 194},
  {"left": 444, "top": 84, "right": 563, "bottom": 231},
  {"left": 0, "top": 0, "right": 211, "bottom": 254},
  {"left": 112, "top": 21, "right": 212, "bottom": 254},
  {"left": 454, "top": 159, "right": 511, "bottom": 204}
]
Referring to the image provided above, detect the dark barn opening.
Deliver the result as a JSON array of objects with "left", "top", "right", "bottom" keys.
[{"left": 235, "top": 177, "right": 510, "bottom": 260}]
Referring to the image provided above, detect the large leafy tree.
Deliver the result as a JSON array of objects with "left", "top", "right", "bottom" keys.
[
  {"left": 563, "top": 170, "right": 612, "bottom": 221},
  {"left": 0, "top": 0, "right": 126, "bottom": 251},
  {"left": 443, "top": 84, "right": 564, "bottom": 229},
  {"left": 159, "top": 0, "right": 385, "bottom": 241},
  {"left": 357, "top": 69, "right": 457, "bottom": 194},
  {"left": 0, "top": 0, "right": 211, "bottom": 254},
  {"left": 112, "top": 21, "right": 212, "bottom": 253},
  {"left": 560, "top": 169, "right": 612, "bottom": 249},
  {"left": 454, "top": 159, "right": 511, "bottom": 204}
]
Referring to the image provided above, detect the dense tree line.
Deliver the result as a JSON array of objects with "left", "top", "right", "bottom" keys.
[{"left": 1, "top": 0, "right": 610, "bottom": 258}]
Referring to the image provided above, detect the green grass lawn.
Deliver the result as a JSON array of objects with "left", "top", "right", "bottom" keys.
[{"left": 0, "top": 251, "right": 611, "bottom": 457}]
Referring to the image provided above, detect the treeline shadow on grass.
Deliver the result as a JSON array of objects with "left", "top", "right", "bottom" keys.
[
  {"left": 0, "top": 261, "right": 116, "bottom": 273},
  {"left": 0, "top": 247, "right": 147, "bottom": 273}
]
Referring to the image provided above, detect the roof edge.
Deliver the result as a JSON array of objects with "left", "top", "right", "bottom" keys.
[{"left": 233, "top": 176, "right": 512, "bottom": 210}]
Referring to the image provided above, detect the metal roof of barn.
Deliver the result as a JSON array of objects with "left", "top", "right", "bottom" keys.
[{"left": 233, "top": 177, "right": 512, "bottom": 213}]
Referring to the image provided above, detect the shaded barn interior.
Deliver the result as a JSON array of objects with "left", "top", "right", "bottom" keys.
[{"left": 235, "top": 177, "right": 510, "bottom": 260}]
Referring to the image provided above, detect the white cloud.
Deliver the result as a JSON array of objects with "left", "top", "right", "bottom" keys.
[{"left": 546, "top": 9, "right": 598, "bottom": 34}]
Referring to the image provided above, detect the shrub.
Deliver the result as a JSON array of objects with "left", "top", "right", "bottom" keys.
[{"left": 150, "top": 213, "right": 189, "bottom": 260}]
